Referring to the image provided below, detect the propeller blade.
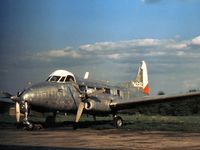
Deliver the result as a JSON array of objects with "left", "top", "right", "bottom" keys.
[
  {"left": 75, "top": 102, "right": 85, "bottom": 123},
  {"left": 70, "top": 80, "right": 88, "bottom": 100},
  {"left": 15, "top": 102, "right": 20, "bottom": 122},
  {"left": 70, "top": 80, "right": 104, "bottom": 124},
  {"left": 70, "top": 81, "right": 82, "bottom": 94}
]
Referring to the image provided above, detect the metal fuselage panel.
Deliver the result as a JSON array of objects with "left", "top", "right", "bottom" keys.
[
  {"left": 24, "top": 82, "right": 81, "bottom": 112},
  {"left": 21, "top": 79, "right": 145, "bottom": 114}
]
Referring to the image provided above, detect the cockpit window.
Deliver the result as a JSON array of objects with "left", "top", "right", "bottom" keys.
[
  {"left": 50, "top": 76, "right": 61, "bottom": 82},
  {"left": 59, "top": 76, "right": 66, "bottom": 82},
  {"left": 65, "top": 75, "right": 74, "bottom": 82}
]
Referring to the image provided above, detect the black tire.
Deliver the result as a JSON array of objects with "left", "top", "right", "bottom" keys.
[
  {"left": 23, "top": 123, "right": 33, "bottom": 131},
  {"left": 113, "top": 116, "right": 123, "bottom": 128},
  {"left": 33, "top": 124, "right": 43, "bottom": 130}
]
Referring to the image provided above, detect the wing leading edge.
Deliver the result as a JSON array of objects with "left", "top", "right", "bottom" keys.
[{"left": 110, "top": 91, "right": 200, "bottom": 111}]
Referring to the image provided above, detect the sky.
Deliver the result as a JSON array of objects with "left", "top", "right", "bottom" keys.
[{"left": 0, "top": 0, "right": 200, "bottom": 95}]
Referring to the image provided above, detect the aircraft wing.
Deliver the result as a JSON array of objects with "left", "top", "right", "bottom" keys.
[{"left": 110, "top": 91, "right": 200, "bottom": 111}]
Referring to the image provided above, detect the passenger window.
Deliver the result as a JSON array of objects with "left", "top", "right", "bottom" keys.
[
  {"left": 96, "top": 87, "right": 102, "bottom": 91},
  {"left": 88, "top": 86, "right": 94, "bottom": 89},
  {"left": 117, "top": 90, "right": 120, "bottom": 96},
  {"left": 87, "top": 86, "right": 95, "bottom": 94},
  {"left": 105, "top": 88, "right": 111, "bottom": 94}
]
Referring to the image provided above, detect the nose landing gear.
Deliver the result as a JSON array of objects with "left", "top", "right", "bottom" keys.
[{"left": 22, "top": 102, "right": 33, "bottom": 130}]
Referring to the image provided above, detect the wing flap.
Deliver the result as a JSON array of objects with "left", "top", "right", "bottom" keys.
[{"left": 110, "top": 92, "right": 200, "bottom": 110}]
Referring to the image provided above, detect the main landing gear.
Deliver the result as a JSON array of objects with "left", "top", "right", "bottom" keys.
[
  {"left": 113, "top": 115, "right": 123, "bottom": 128},
  {"left": 73, "top": 114, "right": 123, "bottom": 130}
]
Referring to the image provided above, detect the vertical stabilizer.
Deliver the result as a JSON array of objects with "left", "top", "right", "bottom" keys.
[{"left": 132, "top": 61, "right": 149, "bottom": 95}]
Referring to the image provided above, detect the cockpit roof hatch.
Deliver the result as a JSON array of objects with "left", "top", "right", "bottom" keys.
[{"left": 47, "top": 70, "right": 76, "bottom": 83}]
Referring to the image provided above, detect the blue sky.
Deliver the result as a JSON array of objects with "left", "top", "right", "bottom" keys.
[{"left": 1, "top": 0, "right": 200, "bottom": 95}]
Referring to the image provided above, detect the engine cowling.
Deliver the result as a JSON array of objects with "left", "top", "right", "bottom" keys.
[{"left": 84, "top": 98, "right": 111, "bottom": 112}]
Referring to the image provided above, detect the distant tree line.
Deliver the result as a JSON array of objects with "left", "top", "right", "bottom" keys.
[{"left": 122, "top": 89, "right": 200, "bottom": 116}]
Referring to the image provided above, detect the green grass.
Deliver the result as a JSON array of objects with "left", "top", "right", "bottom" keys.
[
  {"left": 1, "top": 114, "right": 200, "bottom": 132},
  {"left": 123, "top": 115, "right": 200, "bottom": 132}
]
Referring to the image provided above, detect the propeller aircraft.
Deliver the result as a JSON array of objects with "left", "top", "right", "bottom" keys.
[{"left": 1, "top": 61, "right": 200, "bottom": 130}]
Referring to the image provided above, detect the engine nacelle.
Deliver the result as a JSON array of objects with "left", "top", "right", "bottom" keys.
[{"left": 84, "top": 98, "right": 111, "bottom": 112}]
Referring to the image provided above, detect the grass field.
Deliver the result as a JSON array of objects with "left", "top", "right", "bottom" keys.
[
  {"left": 1, "top": 113, "right": 200, "bottom": 132},
  {"left": 123, "top": 114, "right": 200, "bottom": 132}
]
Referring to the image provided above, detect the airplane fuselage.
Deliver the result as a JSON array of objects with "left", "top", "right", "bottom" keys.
[{"left": 21, "top": 81, "right": 118, "bottom": 115}]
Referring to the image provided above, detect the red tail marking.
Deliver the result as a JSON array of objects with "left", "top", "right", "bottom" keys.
[{"left": 144, "top": 84, "right": 149, "bottom": 95}]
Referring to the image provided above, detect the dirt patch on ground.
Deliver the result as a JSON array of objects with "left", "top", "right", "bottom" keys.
[{"left": 1, "top": 127, "right": 200, "bottom": 150}]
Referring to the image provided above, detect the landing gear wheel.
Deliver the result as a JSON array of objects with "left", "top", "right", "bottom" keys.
[
  {"left": 33, "top": 124, "right": 43, "bottom": 130},
  {"left": 113, "top": 116, "right": 123, "bottom": 128},
  {"left": 23, "top": 123, "right": 33, "bottom": 131}
]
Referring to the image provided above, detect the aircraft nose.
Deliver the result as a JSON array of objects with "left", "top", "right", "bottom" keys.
[{"left": 21, "top": 90, "right": 33, "bottom": 102}]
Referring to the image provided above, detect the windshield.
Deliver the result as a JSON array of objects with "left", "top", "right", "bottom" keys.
[
  {"left": 59, "top": 76, "right": 66, "bottom": 82},
  {"left": 49, "top": 76, "right": 61, "bottom": 82},
  {"left": 46, "top": 75, "right": 75, "bottom": 83}
]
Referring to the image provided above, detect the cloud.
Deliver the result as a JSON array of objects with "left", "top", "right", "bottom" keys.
[
  {"left": 176, "top": 51, "right": 186, "bottom": 56},
  {"left": 145, "top": 51, "right": 166, "bottom": 57},
  {"left": 36, "top": 47, "right": 82, "bottom": 61},
  {"left": 106, "top": 53, "right": 121, "bottom": 60},
  {"left": 33, "top": 35, "right": 200, "bottom": 64},
  {"left": 79, "top": 38, "right": 191, "bottom": 62},
  {"left": 2, "top": 35, "right": 200, "bottom": 94},
  {"left": 79, "top": 38, "right": 194, "bottom": 56},
  {"left": 26, "top": 35, "right": 200, "bottom": 68},
  {"left": 141, "top": 0, "right": 161, "bottom": 4},
  {"left": 191, "top": 36, "right": 200, "bottom": 45},
  {"left": 80, "top": 42, "right": 119, "bottom": 51},
  {"left": 167, "top": 43, "right": 188, "bottom": 50},
  {"left": 141, "top": 0, "right": 194, "bottom": 5},
  {"left": 80, "top": 39, "right": 161, "bottom": 52}
]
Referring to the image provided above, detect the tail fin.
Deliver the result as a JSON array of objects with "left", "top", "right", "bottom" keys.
[{"left": 132, "top": 61, "right": 149, "bottom": 95}]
